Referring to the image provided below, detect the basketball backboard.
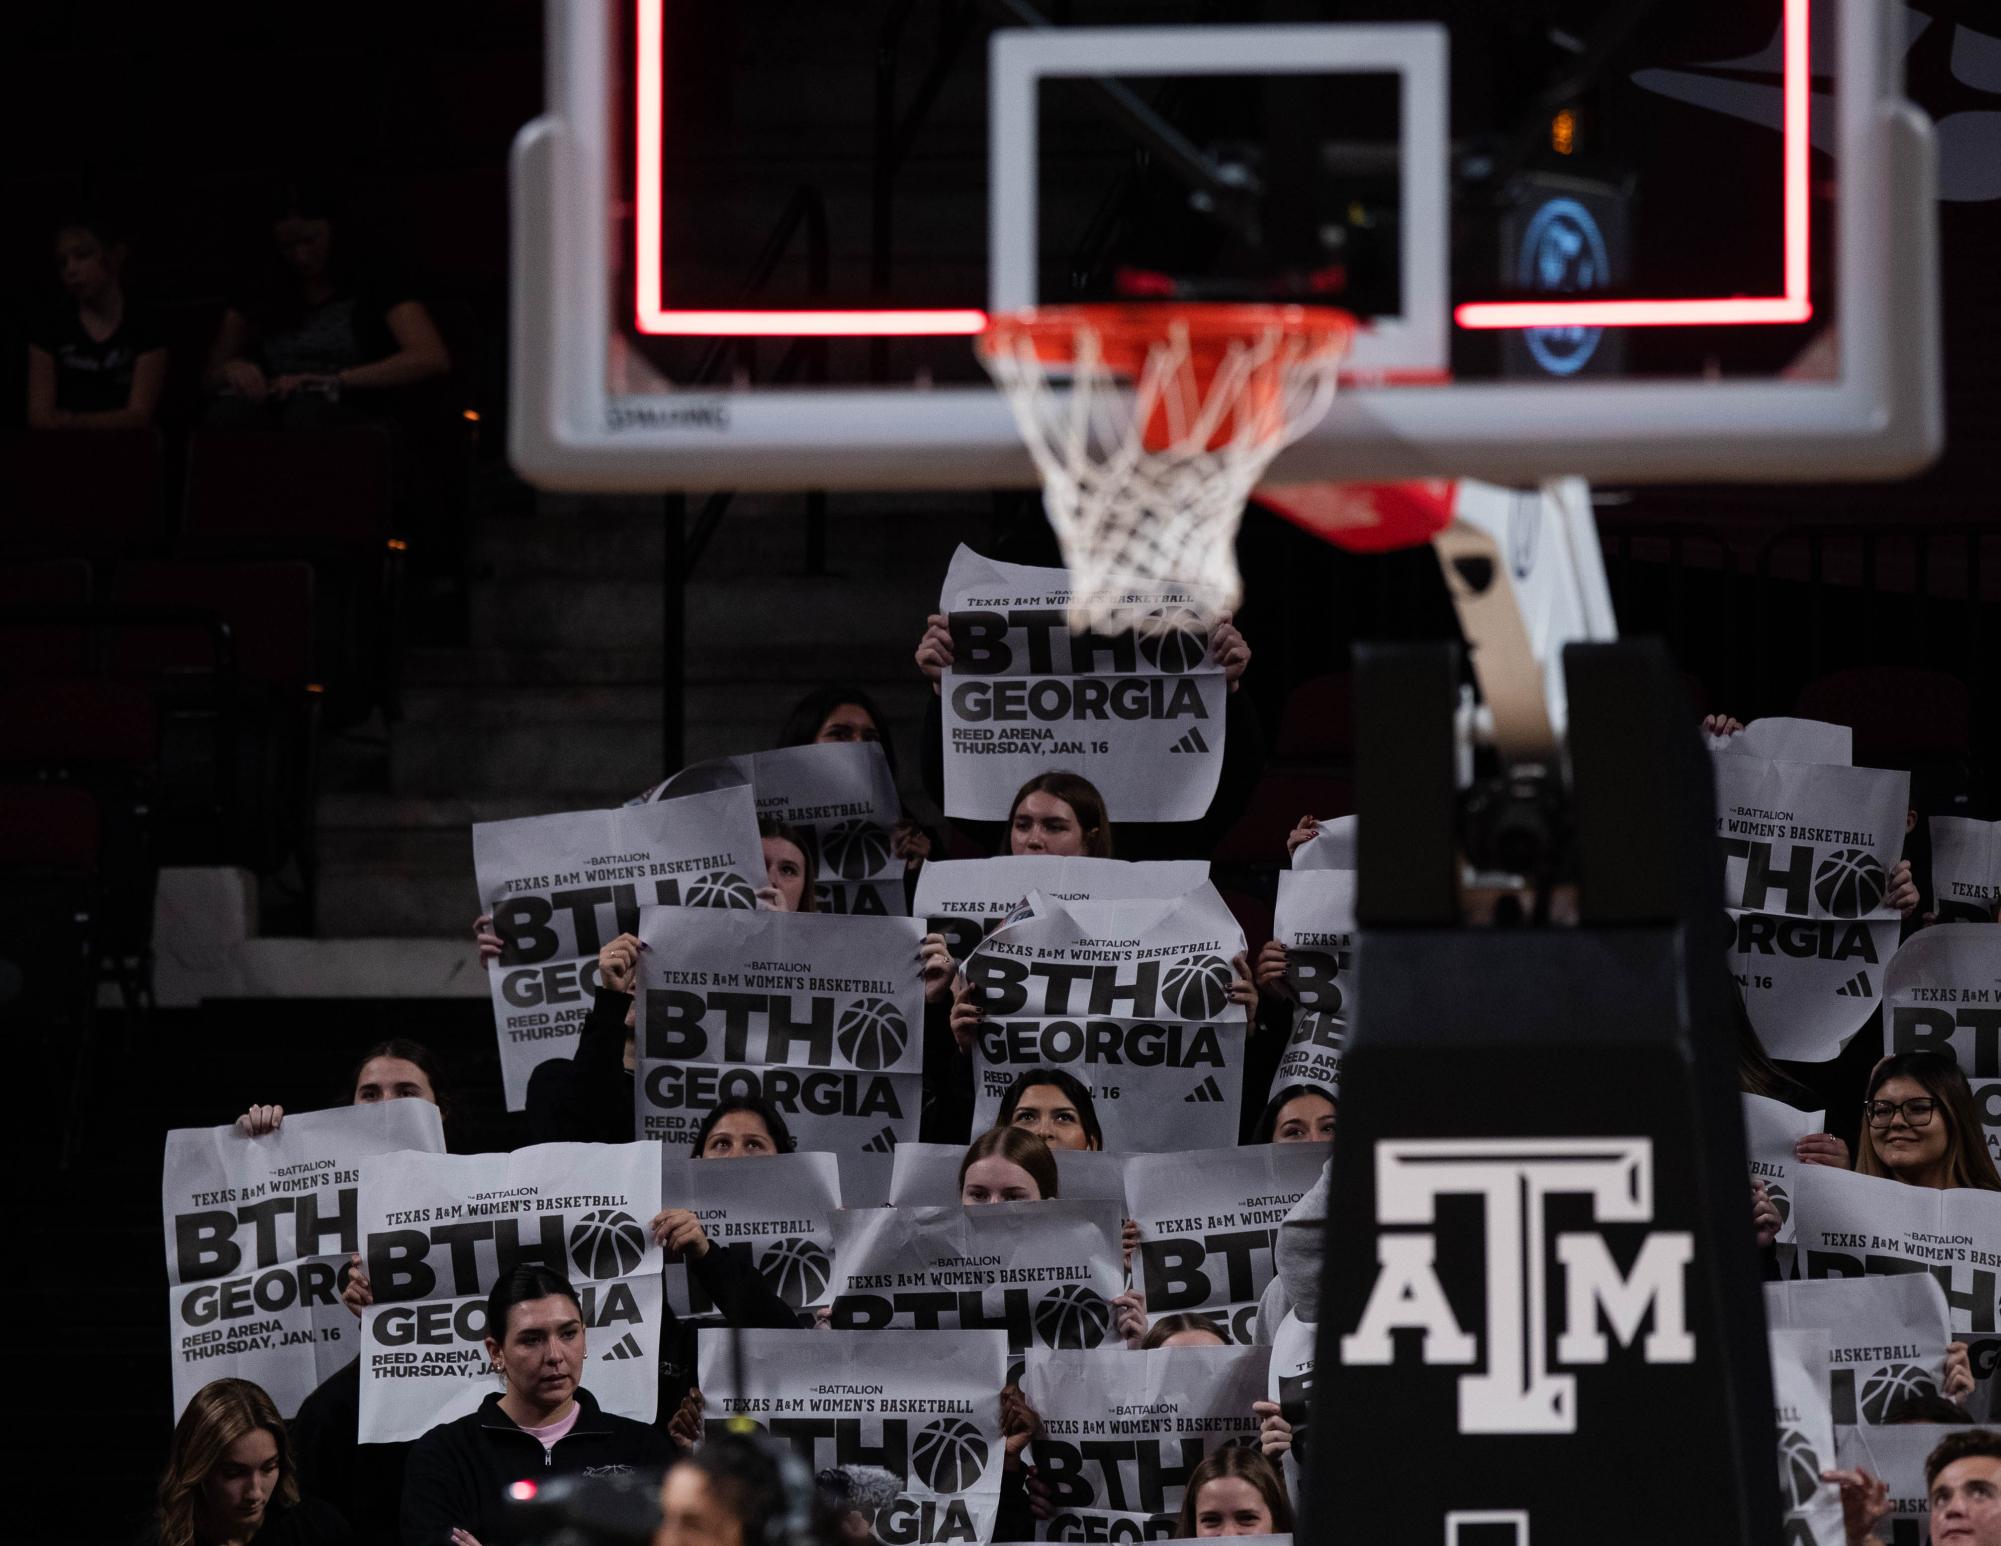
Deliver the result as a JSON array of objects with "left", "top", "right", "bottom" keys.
[{"left": 511, "top": 0, "right": 1940, "bottom": 492}]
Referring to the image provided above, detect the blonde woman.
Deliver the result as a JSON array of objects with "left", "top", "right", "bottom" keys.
[{"left": 150, "top": 1379, "right": 347, "bottom": 1546}]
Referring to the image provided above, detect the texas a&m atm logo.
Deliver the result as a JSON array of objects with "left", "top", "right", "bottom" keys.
[{"left": 1339, "top": 1138, "right": 1695, "bottom": 1435}]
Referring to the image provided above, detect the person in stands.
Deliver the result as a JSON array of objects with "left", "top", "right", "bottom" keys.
[
  {"left": 1854, "top": 1051, "right": 2001, "bottom": 1192},
  {"left": 401, "top": 1266, "right": 671, "bottom": 1546},
  {"left": 1140, "top": 1313, "right": 1228, "bottom": 1350},
  {"left": 994, "top": 1068, "right": 1105, "bottom": 1151},
  {"left": 146, "top": 1378, "right": 347, "bottom": 1546},
  {"left": 1827, "top": 1427, "right": 2001, "bottom": 1546},
  {"left": 1174, "top": 1447, "right": 1295, "bottom": 1538},
  {"left": 774, "top": 684, "right": 933, "bottom": 873},
  {"left": 205, "top": 181, "right": 449, "bottom": 424},
  {"left": 26, "top": 212, "right": 167, "bottom": 431},
  {"left": 1252, "top": 1086, "right": 1337, "bottom": 1145}
]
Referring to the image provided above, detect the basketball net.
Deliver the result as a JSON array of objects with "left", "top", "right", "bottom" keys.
[{"left": 978, "top": 305, "right": 1355, "bottom": 632}]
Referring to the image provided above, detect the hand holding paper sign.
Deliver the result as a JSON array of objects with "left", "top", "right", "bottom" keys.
[
  {"left": 916, "top": 610, "right": 954, "bottom": 687},
  {"left": 1209, "top": 611, "right": 1250, "bottom": 689},
  {"left": 1819, "top": 1467, "right": 1892, "bottom": 1545},
  {"left": 1795, "top": 1132, "right": 1851, "bottom": 1168},
  {"left": 948, "top": 978, "right": 984, "bottom": 1057},
  {"left": 921, "top": 932, "right": 957, "bottom": 1005},
  {"left": 1253, "top": 939, "right": 1291, "bottom": 1001},
  {"left": 650, "top": 1207, "right": 711, "bottom": 1261},
  {"left": 1251, "top": 1399, "right": 1291, "bottom": 1460},
  {"left": 1947, "top": 1341, "right": 1974, "bottom": 1403},
  {"left": 1752, "top": 1180, "right": 1783, "bottom": 1248},
  {"left": 1285, "top": 814, "right": 1318, "bottom": 857}
]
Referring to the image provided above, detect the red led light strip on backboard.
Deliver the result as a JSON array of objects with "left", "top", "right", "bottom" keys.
[
  {"left": 1455, "top": 0, "right": 1812, "bottom": 330},
  {"left": 632, "top": 0, "right": 983, "bottom": 336},
  {"left": 633, "top": 0, "right": 1811, "bottom": 338}
]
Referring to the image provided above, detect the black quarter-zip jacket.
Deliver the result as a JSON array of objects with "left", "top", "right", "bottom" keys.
[{"left": 399, "top": 1387, "right": 672, "bottom": 1546}]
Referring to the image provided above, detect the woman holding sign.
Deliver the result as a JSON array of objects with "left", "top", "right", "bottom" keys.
[
  {"left": 1174, "top": 1447, "right": 1295, "bottom": 1538},
  {"left": 775, "top": 684, "right": 934, "bottom": 874},
  {"left": 148, "top": 1378, "right": 347, "bottom": 1546},
  {"left": 401, "top": 1266, "right": 672, "bottom": 1546},
  {"left": 1854, "top": 1052, "right": 2001, "bottom": 1192}
]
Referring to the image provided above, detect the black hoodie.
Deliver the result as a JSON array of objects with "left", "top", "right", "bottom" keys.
[{"left": 399, "top": 1387, "right": 672, "bottom": 1546}]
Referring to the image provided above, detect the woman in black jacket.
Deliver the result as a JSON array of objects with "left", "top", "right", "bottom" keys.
[{"left": 400, "top": 1266, "right": 673, "bottom": 1546}]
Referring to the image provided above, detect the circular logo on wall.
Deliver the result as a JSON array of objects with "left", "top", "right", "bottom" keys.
[
  {"left": 686, "top": 870, "right": 758, "bottom": 909},
  {"left": 912, "top": 1416, "right": 991, "bottom": 1493},
  {"left": 1160, "top": 953, "right": 1236, "bottom": 1020},
  {"left": 569, "top": 1208, "right": 648, "bottom": 1279},
  {"left": 1812, "top": 849, "right": 1888, "bottom": 917},
  {"left": 1518, "top": 196, "right": 1609, "bottom": 378},
  {"left": 757, "top": 1237, "right": 834, "bottom": 1309},
  {"left": 822, "top": 819, "right": 895, "bottom": 880},
  {"left": 1033, "top": 1284, "right": 1114, "bottom": 1349},
  {"left": 1136, "top": 606, "right": 1211, "bottom": 673},
  {"left": 837, "top": 997, "right": 910, "bottom": 1070},
  {"left": 1860, "top": 1364, "right": 1939, "bottom": 1423}
]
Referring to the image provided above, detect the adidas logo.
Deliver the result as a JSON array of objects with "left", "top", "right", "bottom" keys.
[
  {"left": 1835, "top": 971, "right": 1875, "bottom": 999},
  {"left": 861, "top": 1125, "right": 899, "bottom": 1153},
  {"left": 1169, "top": 728, "right": 1210, "bottom": 755},
  {"left": 600, "top": 1332, "right": 644, "bottom": 1362},
  {"left": 1184, "top": 1075, "right": 1225, "bottom": 1103}
]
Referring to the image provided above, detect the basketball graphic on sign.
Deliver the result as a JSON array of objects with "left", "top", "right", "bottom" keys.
[
  {"left": 821, "top": 818, "right": 895, "bottom": 880},
  {"left": 1160, "top": 953, "right": 1235, "bottom": 1020},
  {"left": 911, "top": 1416, "right": 990, "bottom": 1493},
  {"left": 1764, "top": 1182, "right": 1790, "bottom": 1225},
  {"left": 1135, "top": 605, "right": 1210, "bottom": 673},
  {"left": 757, "top": 1237, "right": 833, "bottom": 1309},
  {"left": 1861, "top": 1364, "right": 1938, "bottom": 1423},
  {"left": 1812, "top": 848, "right": 1887, "bottom": 917},
  {"left": 686, "top": 869, "right": 758, "bottom": 909},
  {"left": 568, "top": 1209, "right": 648, "bottom": 1279},
  {"left": 1033, "top": 1283, "right": 1113, "bottom": 1349},
  {"left": 836, "top": 997, "right": 910, "bottom": 1070},
  {"left": 1776, "top": 1428, "right": 1822, "bottom": 1510}
]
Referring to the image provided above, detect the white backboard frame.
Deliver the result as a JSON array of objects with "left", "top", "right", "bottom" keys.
[{"left": 511, "top": 0, "right": 1939, "bottom": 493}]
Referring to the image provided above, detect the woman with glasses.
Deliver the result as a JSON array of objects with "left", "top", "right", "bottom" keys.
[
  {"left": 1855, "top": 1052, "right": 2001, "bottom": 1192},
  {"left": 1853, "top": 1051, "right": 1995, "bottom": 1412}
]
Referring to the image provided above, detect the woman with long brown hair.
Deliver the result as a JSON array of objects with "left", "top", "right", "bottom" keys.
[
  {"left": 1854, "top": 1051, "right": 2001, "bottom": 1191},
  {"left": 151, "top": 1379, "right": 346, "bottom": 1546},
  {"left": 1173, "top": 1445, "right": 1295, "bottom": 1538}
]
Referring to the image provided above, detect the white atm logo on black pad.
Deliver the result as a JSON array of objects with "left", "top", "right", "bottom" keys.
[{"left": 1340, "top": 1138, "right": 1695, "bottom": 1435}]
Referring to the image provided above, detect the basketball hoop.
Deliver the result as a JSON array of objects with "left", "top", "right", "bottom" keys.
[{"left": 977, "top": 303, "right": 1356, "bottom": 631}]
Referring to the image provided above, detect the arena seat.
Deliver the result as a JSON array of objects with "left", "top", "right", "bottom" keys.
[
  {"left": 181, "top": 426, "right": 398, "bottom": 722},
  {"left": 0, "top": 557, "right": 93, "bottom": 679},
  {"left": 1211, "top": 773, "right": 1355, "bottom": 869},
  {"left": 1795, "top": 666, "right": 1972, "bottom": 764},
  {"left": 0, "top": 429, "right": 166, "bottom": 557},
  {"left": 1271, "top": 671, "right": 1354, "bottom": 767},
  {"left": 103, "top": 560, "right": 319, "bottom": 884}
]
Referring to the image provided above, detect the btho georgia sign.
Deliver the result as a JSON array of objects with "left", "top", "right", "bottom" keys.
[{"left": 1337, "top": 1137, "right": 1695, "bottom": 1435}]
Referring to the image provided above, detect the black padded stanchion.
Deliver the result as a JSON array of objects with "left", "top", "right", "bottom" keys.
[{"left": 1301, "top": 639, "right": 1779, "bottom": 1545}]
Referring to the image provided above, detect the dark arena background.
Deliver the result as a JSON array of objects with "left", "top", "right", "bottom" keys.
[{"left": 5, "top": 2, "right": 2001, "bottom": 1543}]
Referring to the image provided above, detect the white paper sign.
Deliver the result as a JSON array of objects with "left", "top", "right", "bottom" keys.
[
  {"left": 475, "top": 785, "right": 765, "bottom": 1108},
  {"left": 1269, "top": 1310, "right": 1317, "bottom": 1499},
  {"left": 659, "top": 1150, "right": 841, "bottom": 1318},
  {"left": 1125, "top": 1144, "right": 1332, "bottom": 1345},
  {"left": 963, "top": 886, "right": 1249, "bottom": 1151},
  {"left": 1742, "top": 1094, "right": 1825, "bottom": 1248},
  {"left": 702, "top": 1329, "right": 1010, "bottom": 1546},
  {"left": 1771, "top": 1327, "right": 1846, "bottom": 1546},
  {"left": 634, "top": 907, "right": 927, "bottom": 1156},
  {"left": 1714, "top": 718, "right": 1853, "bottom": 765},
  {"left": 1271, "top": 870, "right": 1356, "bottom": 1104},
  {"left": 1790, "top": 1165, "right": 2001, "bottom": 1418},
  {"left": 826, "top": 1201, "right": 1123, "bottom": 1356},
  {"left": 162, "top": 1100, "right": 447, "bottom": 1419},
  {"left": 1020, "top": 1344, "right": 1270, "bottom": 1539},
  {"left": 887, "top": 1142, "right": 1129, "bottom": 1213},
  {"left": 1765, "top": 1274, "right": 1955, "bottom": 1425},
  {"left": 1884, "top": 923, "right": 2001, "bottom": 1169},
  {"left": 664, "top": 741, "right": 909, "bottom": 917},
  {"left": 356, "top": 1141, "right": 663, "bottom": 1443},
  {"left": 936, "top": 546, "right": 1228, "bottom": 822},
  {"left": 1289, "top": 815, "right": 1357, "bottom": 871},
  {"left": 1727, "top": 909, "right": 1903, "bottom": 1063},
  {"left": 915, "top": 856, "right": 1209, "bottom": 963},
  {"left": 1931, "top": 816, "right": 2001, "bottom": 923},
  {"left": 1712, "top": 757, "right": 1909, "bottom": 919},
  {"left": 1833, "top": 1425, "right": 1939, "bottom": 1546}
]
